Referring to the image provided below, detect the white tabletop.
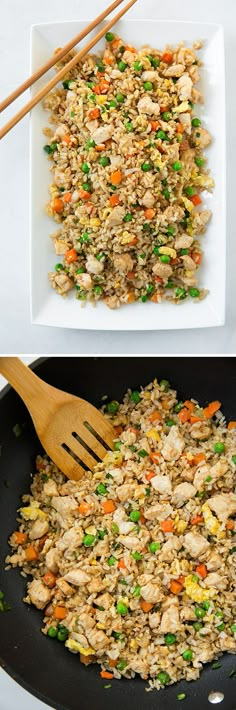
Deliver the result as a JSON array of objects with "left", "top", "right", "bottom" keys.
[{"left": 0, "top": 0, "right": 236, "bottom": 355}]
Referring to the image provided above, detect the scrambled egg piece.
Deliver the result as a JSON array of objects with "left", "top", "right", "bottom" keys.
[
  {"left": 159, "top": 247, "right": 177, "bottom": 259},
  {"left": 174, "top": 101, "right": 190, "bottom": 114},
  {"left": 202, "top": 503, "right": 220, "bottom": 535},
  {"left": 182, "top": 196, "right": 194, "bottom": 212},
  {"left": 146, "top": 428, "right": 160, "bottom": 441},
  {"left": 65, "top": 639, "right": 95, "bottom": 655},
  {"left": 184, "top": 575, "right": 217, "bottom": 602},
  {"left": 175, "top": 519, "right": 188, "bottom": 533},
  {"left": 103, "top": 451, "right": 123, "bottom": 465},
  {"left": 19, "top": 501, "right": 46, "bottom": 521}
]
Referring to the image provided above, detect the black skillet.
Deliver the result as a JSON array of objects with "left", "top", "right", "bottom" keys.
[{"left": 0, "top": 357, "right": 235, "bottom": 710}]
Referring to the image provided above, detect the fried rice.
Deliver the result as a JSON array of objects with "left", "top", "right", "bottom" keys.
[
  {"left": 6, "top": 379, "right": 236, "bottom": 691},
  {"left": 43, "top": 34, "right": 214, "bottom": 309}
]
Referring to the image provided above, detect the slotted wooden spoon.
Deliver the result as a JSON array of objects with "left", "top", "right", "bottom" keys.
[{"left": 0, "top": 358, "right": 115, "bottom": 481}]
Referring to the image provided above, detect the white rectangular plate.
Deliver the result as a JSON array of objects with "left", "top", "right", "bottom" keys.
[{"left": 30, "top": 19, "right": 225, "bottom": 330}]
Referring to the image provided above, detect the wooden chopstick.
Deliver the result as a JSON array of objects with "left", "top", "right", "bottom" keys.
[
  {"left": 0, "top": 0, "right": 126, "bottom": 114},
  {"left": 0, "top": 0, "right": 137, "bottom": 140}
]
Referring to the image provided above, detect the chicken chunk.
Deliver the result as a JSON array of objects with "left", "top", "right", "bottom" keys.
[
  {"left": 140, "top": 582, "right": 163, "bottom": 604},
  {"left": 150, "top": 474, "right": 172, "bottom": 496},
  {"left": 113, "top": 253, "right": 134, "bottom": 274},
  {"left": 91, "top": 125, "right": 113, "bottom": 145},
  {"left": 162, "top": 426, "right": 185, "bottom": 462},
  {"left": 29, "top": 518, "right": 49, "bottom": 540},
  {"left": 172, "top": 482, "right": 196, "bottom": 507},
  {"left": 28, "top": 579, "right": 51, "bottom": 610},
  {"left": 64, "top": 568, "right": 90, "bottom": 586},
  {"left": 183, "top": 532, "right": 210, "bottom": 558},
  {"left": 45, "top": 548, "right": 59, "bottom": 574},
  {"left": 75, "top": 272, "right": 92, "bottom": 290},
  {"left": 86, "top": 254, "right": 104, "bottom": 275},
  {"left": 192, "top": 126, "right": 211, "bottom": 148},
  {"left": 160, "top": 605, "right": 181, "bottom": 633},
  {"left": 107, "top": 205, "right": 125, "bottom": 226},
  {"left": 194, "top": 461, "right": 228, "bottom": 490},
  {"left": 53, "top": 239, "right": 69, "bottom": 255},
  {"left": 148, "top": 611, "right": 161, "bottom": 628},
  {"left": 152, "top": 262, "right": 173, "bottom": 280},
  {"left": 180, "top": 148, "right": 195, "bottom": 169},
  {"left": 204, "top": 573, "right": 226, "bottom": 589},
  {"left": 56, "top": 578, "right": 74, "bottom": 596},
  {"left": 87, "top": 576, "right": 107, "bottom": 593},
  {"left": 180, "top": 605, "right": 196, "bottom": 621},
  {"left": 43, "top": 479, "right": 58, "bottom": 497},
  {"left": 179, "top": 112, "right": 191, "bottom": 134},
  {"left": 118, "top": 535, "right": 142, "bottom": 550},
  {"left": 137, "top": 96, "right": 160, "bottom": 116},
  {"left": 193, "top": 464, "right": 211, "bottom": 490},
  {"left": 51, "top": 496, "right": 78, "bottom": 518},
  {"left": 78, "top": 611, "right": 96, "bottom": 630},
  {"left": 159, "top": 536, "right": 182, "bottom": 562},
  {"left": 207, "top": 493, "right": 236, "bottom": 522},
  {"left": 181, "top": 255, "right": 197, "bottom": 271},
  {"left": 141, "top": 189, "right": 155, "bottom": 208},
  {"left": 104, "top": 295, "right": 120, "bottom": 309},
  {"left": 205, "top": 551, "right": 222, "bottom": 571},
  {"left": 164, "top": 63, "right": 185, "bottom": 77},
  {"left": 95, "top": 592, "right": 113, "bottom": 610},
  {"left": 164, "top": 143, "right": 180, "bottom": 164},
  {"left": 174, "top": 234, "right": 194, "bottom": 250},
  {"left": 56, "top": 527, "right": 83, "bottom": 552},
  {"left": 144, "top": 502, "right": 173, "bottom": 521},
  {"left": 176, "top": 73, "right": 193, "bottom": 101},
  {"left": 163, "top": 206, "right": 185, "bottom": 222},
  {"left": 50, "top": 272, "right": 74, "bottom": 294},
  {"left": 86, "top": 627, "right": 109, "bottom": 650},
  {"left": 116, "top": 483, "right": 135, "bottom": 503},
  {"left": 190, "top": 422, "right": 211, "bottom": 440}
]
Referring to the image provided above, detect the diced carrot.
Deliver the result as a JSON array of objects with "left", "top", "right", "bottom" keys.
[
  {"left": 127, "top": 270, "right": 135, "bottom": 280},
  {"left": 140, "top": 514, "right": 145, "bottom": 525},
  {"left": 154, "top": 275, "right": 163, "bottom": 284},
  {"left": 160, "top": 520, "right": 174, "bottom": 533},
  {"left": 145, "top": 470, "right": 155, "bottom": 481},
  {"left": 191, "top": 251, "right": 202, "bottom": 265},
  {"left": 80, "top": 653, "right": 94, "bottom": 665},
  {"left": 192, "top": 453, "right": 206, "bottom": 465},
  {"left": 44, "top": 603, "right": 53, "bottom": 617},
  {"left": 149, "top": 452, "right": 161, "bottom": 464},
  {"left": 162, "top": 52, "right": 173, "bottom": 63},
  {"left": 52, "top": 197, "right": 64, "bottom": 213},
  {"left": 105, "top": 139, "right": 112, "bottom": 148},
  {"left": 100, "top": 671, "right": 114, "bottom": 679},
  {"left": 149, "top": 120, "right": 159, "bottom": 131},
  {"left": 95, "top": 144, "right": 105, "bottom": 151},
  {"left": 177, "top": 575, "right": 185, "bottom": 585},
  {"left": 142, "top": 546, "right": 147, "bottom": 554},
  {"left": 86, "top": 203, "right": 94, "bottom": 214},
  {"left": 190, "top": 415, "right": 203, "bottom": 424},
  {"left": 144, "top": 208, "right": 156, "bottom": 220},
  {"left": 228, "top": 421, "right": 236, "bottom": 430},
  {"left": 140, "top": 601, "right": 154, "bottom": 613},
  {"left": 114, "top": 425, "right": 123, "bottom": 435},
  {"left": 110, "top": 170, "right": 122, "bottom": 185},
  {"left": 118, "top": 558, "right": 126, "bottom": 569},
  {"left": 176, "top": 122, "right": 184, "bottom": 133},
  {"left": 149, "top": 410, "right": 162, "bottom": 423},
  {"left": 203, "top": 401, "right": 221, "bottom": 419},
  {"left": 94, "top": 80, "right": 110, "bottom": 94},
  {"left": 25, "top": 546, "right": 38, "bottom": 561},
  {"left": 78, "top": 502, "right": 91, "bottom": 516},
  {"left": 38, "top": 534, "right": 48, "bottom": 551},
  {"left": 111, "top": 38, "right": 122, "bottom": 50},
  {"left": 65, "top": 248, "right": 78, "bottom": 263},
  {"left": 180, "top": 139, "right": 190, "bottom": 151},
  {"left": 63, "top": 192, "right": 72, "bottom": 203},
  {"left": 54, "top": 606, "right": 67, "bottom": 620},
  {"left": 43, "top": 571, "right": 57, "bottom": 588},
  {"left": 190, "top": 515, "right": 204, "bottom": 525},
  {"left": 184, "top": 400, "right": 195, "bottom": 412},
  {"left": 125, "top": 45, "right": 136, "bottom": 53},
  {"left": 178, "top": 407, "right": 191, "bottom": 423},
  {"left": 13, "top": 531, "right": 27, "bottom": 544},
  {"left": 104, "top": 57, "right": 113, "bottom": 65},
  {"left": 88, "top": 108, "right": 100, "bottom": 119},
  {"left": 127, "top": 291, "right": 135, "bottom": 303},
  {"left": 62, "top": 134, "right": 72, "bottom": 145},
  {"left": 226, "top": 519, "right": 235, "bottom": 530},
  {"left": 128, "top": 427, "right": 140, "bottom": 435},
  {"left": 109, "top": 194, "right": 120, "bottom": 207},
  {"left": 196, "top": 564, "right": 207, "bottom": 579},
  {"left": 170, "top": 580, "right": 183, "bottom": 594},
  {"left": 102, "top": 500, "right": 116, "bottom": 514},
  {"left": 151, "top": 293, "right": 159, "bottom": 303},
  {"left": 190, "top": 194, "right": 202, "bottom": 206},
  {"left": 78, "top": 189, "right": 91, "bottom": 201},
  {"left": 108, "top": 658, "right": 117, "bottom": 668},
  {"left": 127, "top": 237, "right": 138, "bottom": 246}
]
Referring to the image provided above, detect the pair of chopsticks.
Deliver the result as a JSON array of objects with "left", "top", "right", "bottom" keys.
[{"left": 0, "top": 0, "right": 137, "bottom": 140}]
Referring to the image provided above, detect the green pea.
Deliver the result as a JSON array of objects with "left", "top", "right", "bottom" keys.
[
  {"left": 47, "top": 626, "right": 58, "bottom": 638},
  {"left": 134, "top": 585, "right": 141, "bottom": 596},
  {"left": 160, "top": 255, "right": 170, "bottom": 263},
  {"left": 160, "top": 379, "right": 170, "bottom": 391},
  {"left": 145, "top": 487, "right": 151, "bottom": 497},
  {"left": 131, "top": 551, "right": 142, "bottom": 561},
  {"left": 162, "top": 188, "right": 170, "bottom": 199},
  {"left": 193, "top": 621, "right": 203, "bottom": 631},
  {"left": 134, "top": 60, "right": 142, "bottom": 72},
  {"left": 87, "top": 81, "right": 94, "bottom": 89},
  {"left": 106, "top": 400, "right": 119, "bottom": 414},
  {"left": 157, "top": 672, "right": 171, "bottom": 685},
  {"left": 57, "top": 629, "right": 69, "bottom": 642},
  {"left": 96, "top": 252, "right": 106, "bottom": 261},
  {"left": 88, "top": 93, "right": 96, "bottom": 103},
  {"left": 143, "top": 223, "right": 150, "bottom": 231},
  {"left": 141, "top": 162, "right": 152, "bottom": 171},
  {"left": 114, "top": 441, "right": 122, "bottom": 451},
  {"left": 118, "top": 60, "right": 127, "bottom": 72},
  {"left": 112, "top": 630, "right": 122, "bottom": 639},
  {"left": 109, "top": 184, "right": 117, "bottom": 191},
  {"left": 205, "top": 475, "right": 212, "bottom": 483},
  {"left": 116, "top": 93, "right": 125, "bottom": 103},
  {"left": 174, "top": 402, "right": 184, "bottom": 415},
  {"left": 191, "top": 575, "right": 199, "bottom": 583},
  {"left": 184, "top": 186, "right": 195, "bottom": 196},
  {"left": 149, "top": 541, "right": 160, "bottom": 553},
  {"left": 138, "top": 449, "right": 149, "bottom": 458},
  {"left": 217, "top": 622, "right": 225, "bottom": 632},
  {"left": 85, "top": 139, "right": 95, "bottom": 151},
  {"left": 105, "top": 31, "right": 115, "bottom": 41},
  {"left": 108, "top": 555, "right": 116, "bottom": 566},
  {"left": 62, "top": 80, "right": 71, "bottom": 89},
  {"left": 156, "top": 129, "right": 169, "bottom": 140},
  {"left": 182, "top": 649, "right": 193, "bottom": 661},
  {"left": 165, "top": 633, "right": 176, "bottom": 645},
  {"left": 195, "top": 156, "right": 204, "bottom": 167},
  {"left": 98, "top": 529, "right": 107, "bottom": 539},
  {"left": 125, "top": 121, "right": 134, "bottom": 133},
  {"left": 162, "top": 111, "right": 172, "bottom": 121},
  {"left": 153, "top": 246, "right": 160, "bottom": 256},
  {"left": 129, "top": 510, "right": 141, "bottom": 522},
  {"left": 166, "top": 420, "right": 175, "bottom": 427},
  {"left": 202, "top": 601, "right": 211, "bottom": 610},
  {"left": 180, "top": 249, "right": 189, "bottom": 255},
  {"left": 146, "top": 55, "right": 160, "bottom": 68},
  {"left": 99, "top": 156, "right": 111, "bottom": 167},
  {"left": 44, "top": 142, "right": 58, "bottom": 154},
  {"left": 172, "top": 161, "right": 182, "bottom": 171},
  {"left": 83, "top": 534, "right": 95, "bottom": 546},
  {"left": 131, "top": 390, "right": 141, "bottom": 403},
  {"left": 76, "top": 267, "right": 85, "bottom": 274},
  {"left": 231, "top": 624, "right": 236, "bottom": 633},
  {"left": 143, "top": 81, "right": 153, "bottom": 91},
  {"left": 116, "top": 601, "right": 128, "bottom": 615},
  {"left": 167, "top": 225, "right": 175, "bottom": 235},
  {"left": 79, "top": 232, "right": 90, "bottom": 243},
  {"left": 96, "top": 483, "right": 107, "bottom": 495},
  {"left": 215, "top": 610, "right": 224, "bottom": 618},
  {"left": 93, "top": 285, "right": 103, "bottom": 295},
  {"left": 177, "top": 694, "right": 186, "bottom": 701},
  {"left": 55, "top": 263, "right": 64, "bottom": 272},
  {"left": 141, "top": 295, "right": 148, "bottom": 302},
  {"left": 111, "top": 523, "right": 119, "bottom": 533},
  {"left": 195, "top": 607, "right": 205, "bottom": 619},
  {"left": 192, "top": 117, "right": 201, "bottom": 127},
  {"left": 214, "top": 442, "right": 225, "bottom": 453},
  {"left": 123, "top": 213, "right": 133, "bottom": 222},
  {"left": 189, "top": 288, "right": 200, "bottom": 298},
  {"left": 165, "top": 280, "right": 174, "bottom": 289},
  {"left": 81, "top": 162, "right": 89, "bottom": 174},
  {"left": 107, "top": 99, "right": 117, "bottom": 109},
  {"left": 232, "top": 455, "right": 236, "bottom": 464},
  {"left": 117, "top": 659, "right": 128, "bottom": 671},
  {"left": 175, "top": 287, "right": 187, "bottom": 300}
]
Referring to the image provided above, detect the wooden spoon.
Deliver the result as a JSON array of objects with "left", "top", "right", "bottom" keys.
[{"left": 0, "top": 358, "right": 115, "bottom": 481}]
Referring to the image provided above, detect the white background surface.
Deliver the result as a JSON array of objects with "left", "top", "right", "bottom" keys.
[{"left": 0, "top": 0, "right": 236, "bottom": 354}]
